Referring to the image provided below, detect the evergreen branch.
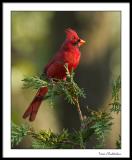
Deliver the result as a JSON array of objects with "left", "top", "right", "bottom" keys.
[
  {"left": 109, "top": 75, "right": 121, "bottom": 113},
  {"left": 11, "top": 108, "right": 114, "bottom": 149},
  {"left": 109, "top": 102, "right": 121, "bottom": 113},
  {"left": 116, "top": 135, "right": 121, "bottom": 149},
  {"left": 22, "top": 64, "right": 86, "bottom": 122},
  {"left": 22, "top": 76, "right": 48, "bottom": 89},
  {"left": 112, "top": 75, "right": 121, "bottom": 99},
  {"left": 11, "top": 122, "right": 94, "bottom": 149},
  {"left": 11, "top": 122, "right": 29, "bottom": 147},
  {"left": 83, "top": 110, "right": 113, "bottom": 148},
  {"left": 19, "top": 66, "right": 121, "bottom": 149},
  {"left": 11, "top": 108, "right": 114, "bottom": 148}
]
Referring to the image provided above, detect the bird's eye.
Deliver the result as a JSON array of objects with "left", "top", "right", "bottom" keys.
[
  {"left": 71, "top": 36, "right": 75, "bottom": 40},
  {"left": 73, "top": 39, "right": 81, "bottom": 46}
]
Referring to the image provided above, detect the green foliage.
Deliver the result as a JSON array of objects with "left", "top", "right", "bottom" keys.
[
  {"left": 116, "top": 135, "right": 121, "bottom": 149},
  {"left": 11, "top": 122, "right": 29, "bottom": 147},
  {"left": 22, "top": 64, "right": 86, "bottom": 106},
  {"left": 91, "top": 112, "right": 113, "bottom": 138},
  {"left": 83, "top": 110, "right": 113, "bottom": 148},
  {"left": 112, "top": 75, "right": 121, "bottom": 99},
  {"left": 110, "top": 102, "right": 121, "bottom": 113},
  {"left": 11, "top": 110, "right": 113, "bottom": 149},
  {"left": 11, "top": 123, "right": 94, "bottom": 149},
  {"left": 16, "top": 67, "right": 121, "bottom": 149},
  {"left": 110, "top": 75, "right": 121, "bottom": 113},
  {"left": 22, "top": 76, "right": 48, "bottom": 89},
  {"left": 32, "top": 129, "right": 77, "bottom": 149}
]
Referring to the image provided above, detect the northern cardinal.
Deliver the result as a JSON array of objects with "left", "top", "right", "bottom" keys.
[{"left": 23, "top": 28, "right": 85, "bottom": 121}]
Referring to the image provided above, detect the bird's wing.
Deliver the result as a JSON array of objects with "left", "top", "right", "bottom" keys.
[
  {"left": 46, "top": 61, "right": 66, "bottom": 80},
  {"left": 44, "top": 59, "right": 55, "bottom": 74}
]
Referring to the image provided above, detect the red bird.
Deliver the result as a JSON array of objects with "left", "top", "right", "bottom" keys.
[{"left": 23, "top": 28, "right": 85, "bottom": 121}]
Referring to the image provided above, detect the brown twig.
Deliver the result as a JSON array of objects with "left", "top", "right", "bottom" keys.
[{"left": 73, "top": 97, "right": 84, "bottom": 128}]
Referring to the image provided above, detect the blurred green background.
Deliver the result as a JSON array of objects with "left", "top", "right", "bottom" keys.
[{"left": 11, "top": 11, "right": 121, "bottom": 148}]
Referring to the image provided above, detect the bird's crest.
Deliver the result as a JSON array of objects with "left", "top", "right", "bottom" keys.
[{"left": 65, "top": 28, "right": 79, "bottom": 39}]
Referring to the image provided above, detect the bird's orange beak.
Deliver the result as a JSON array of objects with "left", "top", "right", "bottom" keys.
[{"left": 79, "top": 39, "right": 85, "bottom": 46}]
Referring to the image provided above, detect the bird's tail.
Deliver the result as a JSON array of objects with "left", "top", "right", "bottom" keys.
[{"left": 23, "top": 87, "right": 48, "bottom": 121}]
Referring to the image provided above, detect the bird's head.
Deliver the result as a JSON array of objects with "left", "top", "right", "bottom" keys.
[{"left": 65, "top": 28, "right": 85, "bottom": 47}]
